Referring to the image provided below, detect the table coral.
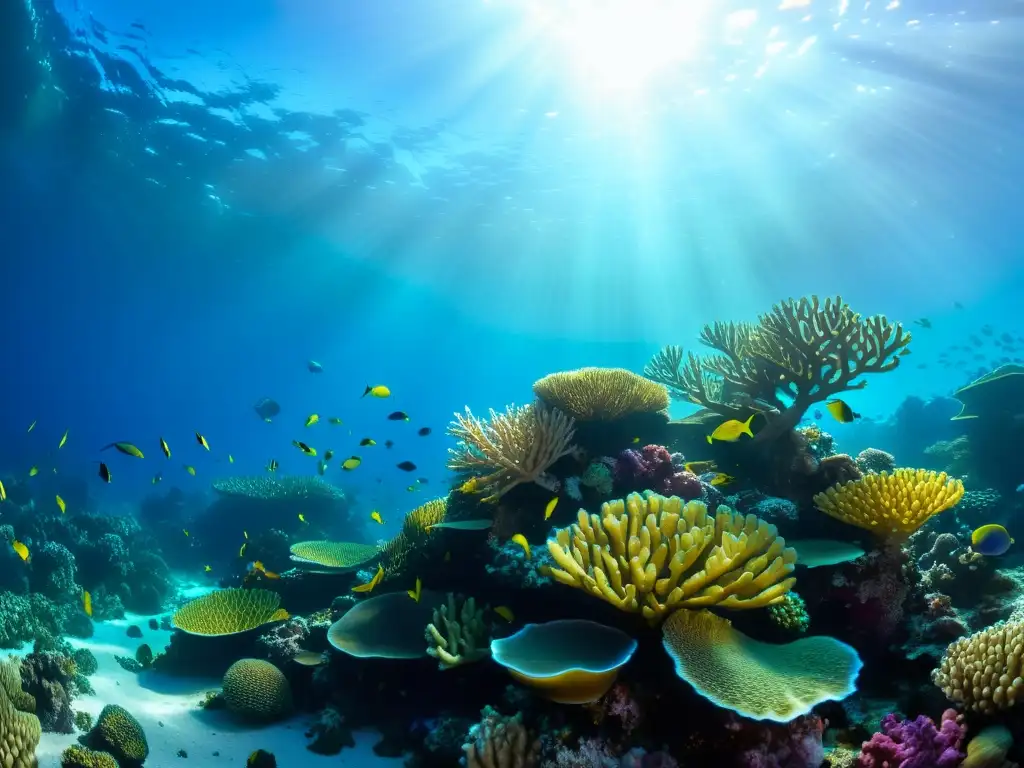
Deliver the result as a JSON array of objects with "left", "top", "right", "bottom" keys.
[{"left": 856, "top": 709, "right": 965, "bottom": 768}]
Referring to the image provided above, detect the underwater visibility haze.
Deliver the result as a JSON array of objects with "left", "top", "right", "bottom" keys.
[{"left": 2, "top": 0, "right": 1024, "bottom": 765}]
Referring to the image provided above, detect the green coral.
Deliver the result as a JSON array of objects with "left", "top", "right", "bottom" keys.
[
  {"left": 580, "top": 461, "right": 613, "bottom": 497},
  {"left": 74, "top": 710, "right": 93, "bottom": 732},
  {"left": 425, "top": 594, "right": 490, "bottom": 670},
  {"left": 222, "top": 659, "right": 293, "bottom": 722},
  {"left": 72, "top": 648, "right": 98, "bottom": 676},
  {"left": 60, "top": 745, "right": 118, "bottom": 768},
  {"left": 88, "top": 704, "right": 148, "bottom": 765},
  {"left": 768, "top": 593, "right": 810, "bottom": 633},
  {"left": 172, "top": 588, "right": 289, "bottom": 636},
  {"left": 0, "top": 657, "right": 41, "bottom": 767}
]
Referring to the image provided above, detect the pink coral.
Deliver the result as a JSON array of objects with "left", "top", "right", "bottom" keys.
[
  {"left": 857, "top": 709, "right": 965, "bottom": 768},
  {"left": 603, "top": 683, "right": 641, "bottom": 736}
]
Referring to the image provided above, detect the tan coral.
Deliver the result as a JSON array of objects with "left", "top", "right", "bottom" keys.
[
  {"left": 546, "top": 493, "right": 797, "bottom": 622},
  {"left": 463, "top": 707, "right": 539, "bottom": 768},
  {"left": 933, "top": 619, "right": 1024, "bottom": 713},
  {"left": 425, "top": 594, "right": 490, "bottom": 670},
  {"left": 532, "top": 367, "right": 669, "bottom": 421},
  {"left": 447, "top": 403, "right": 576, "bottom": 503},
  {"left": 813, "top": 469, "right": 964, "bottom": 540},
  {"left": 0, "top": 656, "right": 41, "bottom": 768}
]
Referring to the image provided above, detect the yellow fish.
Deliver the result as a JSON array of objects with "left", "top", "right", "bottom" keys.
[
  {"left": 494, "top": 606, "right": 514, "bottom": 623},
  {"left": 228, "top": 454, "right": 234, "bottom": 464},
  {"left": 244, "top": 530, "right": 249, "bottom": 539},
  {"left": 292, "top": 440, "right": 317, "bottom": 456},
  {"left": 184, "top": 465, "right": 196, "bottom": 476},
  {"left": 183, "top": 529, "right": 190, "bottom": 537},
  {"left": 298, "top": 513, "right": 307, "bottom": 523},
  {"left": 458, "top": 477, "right": 479, "bottom": 494},
  {"left": 160, "top": 437, "right": 171, "bottom": 458},
  {"left": 196, "top": 432, "right": 210, "bottom": 450},
  {"left": 709, "top": 473, "right": 736, "bottom": 487},
  {"left": 407, "top": 577, "right": 422, "bottom": 602},
  {"left": 684, "top": 460, "right": 717, "bottom": 475},
  {"left": 328, "top": 417, "right": 343, "bottom": 425},
  {"left": 305, "top": 414, "right": 319, "bottom": 428},
  {"left": 82, "top": 590, "right": 92, "bottom": 617},
  {"left": 544, "top": 497, "right": 558, "bottom": 520},
  {"left": 825, "top": 399, "right": 861, "bottom": 424},
  {"left": 342, "top": 456, "right": 361, "bottom": 471},
  {"left": 28, "top": 467, "right": 38, "bottom": 477},
  {"left": 631, "top": 436, "right": 640, "bottom": 443},
  {"left": 27, "top": 420, "right": 36, "bottom": 433},
  {"left": 58, "top": 429, "right": 69, "bottom": 449},
  {"left": 102, "top": 442, "right": 144, "bottom": 459},
  {"left": 359, "top": 438, "right": 376, "bottom": 447},
  {"left": 511, "top": 534, "right": 531, "bottom": 560},
  {"left": 370, "top": 510, "right": 384, "bottom": 525},
  {"left": 363, "top": 384, "right": 391, "bottom": 398},
  {"left": 0, "top": 480, "right": 5, "bottom": 502},
  {"left": 204, "top": 565, "right": 212, "bottom": 573},
  {"left": 352, "top": 564, "right": 384, "bottom": 593},
  {"left": 56, "top": 495, "right": 66, "bottom": 514},
  {"left": 239, "top": 542, "right": 247, "bottom": 558},
  {"left": 706, "top": 413, "right": 756, "bottom": 444},
  {"left": 11, "top": 540, "right": 29, "bottom": 562}
]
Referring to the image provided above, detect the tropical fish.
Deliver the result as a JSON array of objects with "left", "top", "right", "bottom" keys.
[
  {"left": 152, "top": 474, "right": 162, "bottom": 484},
  {"left": 544, "top": 497, "right": 558, "bottom": 520},
  {"left": 683, "top": 460, "right": 717, "bottom": 475},
  {"left": 159, "top": 437, "right": 171, "bottom": 458},
  {"left": 11, "top": 540, "right": 29, "bottom": 561},
  {"left": 58, "top": 429, "right": 69, "bottom": 449},
  {"left": 292, "top": 440, "right": 317, "bottom": 456},
  {"left": 82, "top": 590, "right": 92, "bottom": 617},
  {"left": 913, "top": 318, "right": 932, "bottom": 329},
  {"left": 98, "top": 463, "right": 112, "bottom": 483},
  {"left": 459, "top": 477, "right": 479, "bottom": 494},
  {"left": 360, "top": 438, "right": 376, "bottom": 446},
  {"left": 706, "top": 414, "right": 756, "bottom": 444},
  {"left": 28, "top": 467, "right": 38, "bottom": 477},
  {"left": 102, "top": 442, "right": 145, "bottom": 459},
  {"left": 254, "top": 397, "right": 281, "bottom": 421},
  {"left": 239, "top": 542, "right": 247, "bottom": 557},
  {"left": 292, "top": 650, "right": 325, "bottom": 666},
  {"left": 971, "top": 524, "right": 1014, "bottom": 557},
  {"left": 363, "top": 385, "right": 391, "bottom": 398},
  {"left": 323, "top": 449, "right": 335, "bottom": 462},
  {"left": 228, "top": 454, "right": 234, "bottom": 464},
  {"left": 813, "top": 410, "right": 822, "bottom": 420},
  {"left": 388, "top": 411, "right": 410, "bottom": 421},
  {"left": 370, "top": 510, "right": 384, "bottom": 525},
  {"left": 494, "top": 606, "right": 514, "bottom": 623},
  {"left": 298, "top": 513, "right": 307, "bottom": 523},
  {"left": 308, "top": 360, "right": 324, "bottom": 373},
  {"left": 709, "top": 473, "right": 735, "bottom": 487},
  {"left": 328, "top": 417, "right": 343, "bottom": 425},
  {"left": 406, "top": 485, "right": 419, "bottom": 492},
  {"left": 250, "top": 560, "right": 280, "bottom": 579},
  {"left": 184, "top": 465, "right": 196, "bottom": 476},
  {"left": 426, "top": 520, "right": 493, "bottom": 531},
  {"left": 27, "top": 420, "right": 36, "bottom": 433},
  {"left": 417, "top": 427, "right": 431, "bottom": 436},
  {"left": 196, "top": 432, "right": 210, "bottom": 450},
  {"left": 342, "top": 456, "right": 362, "bottom": 471},
  {"left": 56, "top": 495, "right": 66, "bottom": 514},
  {"left": 183, "top": 529, "right": 190, "bottom": 537},
  {"left": 407, "top": 577, "right": 422, "bottom": 602},
  {"left": 631, "top": 437, "right": 640, "bottom": 444},
  {"left": 397, "top": 461, "right": 417, "bottom": 472},
  {"left": 0, "top": 480, "right": 6, "bottom": 502},
  {"left": 244, "top": 531, "right": 248, "bottom": 539},
  {"left": 305, "top": 414, "right": 319, "bottom": 427},
  {"left": 204, "top": 565, "right": 212, "bottom": 573},
  {"left": 825, "top": 399, "right": 860, "bottom": 424},
  {"left": 352, "top": 564, "right": 384, "bottom": 593},
  {"left": 511, "top": 534, "right": 531, "bottom": 560},
  {"left": 384, "top": 440, "right": 394, "bottom": 449},
  {"left": 266, "top": 459, "right": 279, "bottom": 472}
]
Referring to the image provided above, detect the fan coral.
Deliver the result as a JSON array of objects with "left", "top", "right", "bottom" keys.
[
  {"left": 546, "top": 493, "right": 796, "bottom": 621},
  {"left": 86, "top": 705, "right": 148, "bottom": 765},
  {"left": 533, "top": 367, "right": 670, "bottom": 420},
  {"left": 447, "top": 403, "right": 577, "bottom": 502},
  {"left": 172, "top": 588, "right": 289, "bottom": 636},
  {"left": 613, "top": 445, "right": 702, "bottom": 500},
  {"left": 855, "top": 448, "right": 896, "bottom": 475},
  {"left": 0, "top": 657, "right": 40, "bottom": 768},
  {"left": 462, "top": 706, "right": 540, "bottom": 768},
  {"left": 221, "top": 659, "right": 293, "bottom": 722},
  {"left": 857, "top": 709, "right": 965, "bottom": 768},
  {"left": 425, "top": 593, "right": 490, "bottom": 670},
  {"left": 932, "top": 619, "right": 1024, "bottom": 712},
  {"left": 813, "top": 469, "right": 964, "bottom": 539}
]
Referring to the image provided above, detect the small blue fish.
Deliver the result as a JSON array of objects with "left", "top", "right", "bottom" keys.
[
  {"left": 308, "top": 360, "right": 324, "bottom": 373},
  {"left": 1017, "top": 483, "right": 1024, "bottom": 493},
  {"left": 971, "top": 524, "right": 1014, "bottom": 557}
]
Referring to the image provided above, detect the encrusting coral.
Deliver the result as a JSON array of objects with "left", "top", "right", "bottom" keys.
[
  {"left": 425, "top": 593, "right": 490, "bottom": 670},
  {"left": 644, "top": 295, "right": 911, "bottom": 442},
  {"left": 0, "top": 656, "right": 40, "bottom": 768},
  {"left": 172, "top": 588, "right": 289, "bottom": 636},
  {"left": 532, "top": 367, "right": 670, "bottom": 421},
  {"left": 546, "top": 493, "right": 796, "bottom": 621},
  {"left": 462, "top": 706, "right": 540, "bottom": 768},
  {"left": 932, "top": 618, "right": 1024, "bottom": 713},
  {"left": 447, "top": 403, "right": 577, "bottom": 502},
  {"left": 813, "top": 469, "right": 964, "bottom": 539}
]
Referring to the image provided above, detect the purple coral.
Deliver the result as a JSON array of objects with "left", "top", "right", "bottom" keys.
[
  {"left": 614, "top": 445, "right": 702, "bottom": 500},
  {"left": 857, "top": 709, "right": 966, "bottom": 768}
]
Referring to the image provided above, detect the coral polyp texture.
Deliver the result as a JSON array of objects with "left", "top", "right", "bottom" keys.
[
  {"left": 0, "top": 657, "right": 40, "bottom": 768},
  {"left": 532, "top": 367, "right": 670, "bottom": 421},
  {"left": 813, "top": 469, "right": 964, "bottom": 539},
  {"left": 644, "top": 295, "right": 911, "bottom": 441},
  {"left": 546, "top": 492, "right": 797, "bottom": 621},
  {"left": 221, "top": 658, "right": 293, "bottom": 721},
  {"left": 447, "top": 402, "right": 577, "bottom": 502},
  {"left": 172, "top": 588, "right": 289, "bottom": 636},
  {"left": 212, "top": 475, "right": 345, "bottom": 501},
  {"left": 288, "top": 540, "right": 380, "bottom": 572},
  {"left": 425, "top": 593, "right": 490, "bottom": 670},
  {"left": 661, "top": 609, "right": 862, "bottom": 721},
  {"left": 932, "top": 619, "right": 1024, "bottom": 713},
  {"left": 87, "top": 704, "right": 148, "bottom": 765}
]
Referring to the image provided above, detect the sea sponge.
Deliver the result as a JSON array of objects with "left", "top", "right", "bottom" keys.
[
  {"left": 212, "top": 475, "right": 345, "bottom": 502},
  {"left": 172, "top": 588, "right": 289, "bottom": 636},
  {"left": 546, "top": 493, "right": 797, "bottom": 621},
  {"left": 60, "top": 745, "right": 118, "bottom": 768},
  {"left": 221, "top": 659, "right": 293, "bottom": 722},
  {"left": 288, "top": 541, "right": 380, "bottom": 572},
  {"left": 533, "top": 367, "right": 670, "bottom": 421},
  {"left": 661, "top": 609, "right": 862, "bottom": 721},
  {"left": 425, "top": 594, "right": 490, "bottom": 670},
  {"left": 447, "top": 403, "right": 577, "bottom": 503},
  {"left": 88, "top": 704, "right": 148, "bottom": 765},
  {"left": 0, "top": 657, "right": 40, "bottom": 768},
  {"left": 813, "top": 469, "right": 964, "bottom": 539},
  {"left": 328, "top": 590, "right": 445, "bottom": 659},
  {"left": 932, "top": 619, "right": 1024, "bottom": 713}
]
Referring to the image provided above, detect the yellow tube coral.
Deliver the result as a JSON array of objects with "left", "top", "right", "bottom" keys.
[
  {"left": 813, "top": 468, "right": 964, "bottom": 539},
  {"left": 545, "top": 493, "right": 797, "bottom": 622}
]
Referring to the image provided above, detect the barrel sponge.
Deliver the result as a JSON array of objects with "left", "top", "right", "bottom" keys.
[
  {"left": 546, "top": 492, "right": 797, "bottom": 622},
  {"left": 90, "top": 705, "right": 148, "bottom": 764},
  {"left": 533, "top": 367, "right": 670, "bottom": 420},
  {"left": 661, "top": 609, "right": 862, "bottom": 722},
  {"left": 813, "top": 469, "right": 963, "bottom": 539},
  {"left": 172, "top": 588, "right": 289, "bottom": 636},
  {"left": 60, "top": 745, "right": 119, "bottom": 768},
  {"left": 932, "top": 619, "right": 1024, "bottom": 713},
  {"left": 0, "top": 657, "right": 40, "bottom": 768},
  {"left": 222, "top": 659, "right": 293, "bottom": 722}
]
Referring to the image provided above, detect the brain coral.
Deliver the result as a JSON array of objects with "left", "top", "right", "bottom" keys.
[
  {"left": 932, "top": 619, "right": 1024, "bottom": 713},
  {"left": 533, "top": 367, "right": 670, "bottom": 421},
  {"left": 0, "top": 657, "right": 40, "bottom": 768},
  {"left": 222, "top": 659, "right": 293, "bottom": 722},
  {"left": 172, "top": 588, "right": 289, "bottom": 636},
  {"left": 89, "top": 704, "right": 148, "bottom": 764}
]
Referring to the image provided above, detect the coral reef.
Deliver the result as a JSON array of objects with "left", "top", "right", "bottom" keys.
[
  {"left": 533, "top": 367, "right": 670, "bottom": 421},
  {"left": 172, "top": 588, "right": 289, "bottom": 636},
  {"left": 768, "top": 592, "right": 810, "bottom": 633},
  {"left": 613, "top": 445, "right": 702, "bottom": 499},
  {"left": 857, "top": 709, "right": 965, "bottom": 767},
  {"left": 0, "top": 656, "right": 40, "bottom": 768},
  {"left": 425, "top": 594, "right": 490, "bottom": 670},
  {"left": 462, "top": 706, "right": 540, "bottom": 768},
  {"left": 20, "top": 648, "right": 78, "bottom": 732},
  {"left": 932, "top": 619, "right": 1024, "bottom": 712},
  {"left": 855, "top": 448, "right": 896, "bottom": 475},
  {"left": 82, "top": 704, "right": 148, "bottom": 766},
  {"left": 221, "top": 658, "right": 293, "bottom": 722}
]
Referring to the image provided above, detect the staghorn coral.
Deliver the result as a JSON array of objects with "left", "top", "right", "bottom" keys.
[
  {"left": 425, "top": 593, "right": 490, "bottom": 670},
  {"left": 813, "top": 469, "right": 964, "bottom": 539},
  {"left": 221, "top": 659, "right": 293, "bottom": 722},
  {"left": 85, "top": 705, "right": 148, "bottom": 766},
  {"left": 532, "top": 367, "right": 670, "bottom": 421},
  {"left": 856, "top": 709, "right": 965, "bottom": 768},
  {"left": 462, "top": 706, "right": 540, "bottom": 768},
  {"left": 0, "top": 656, "right": 40, "bottom": 768},
  {"left": 172, "top": 588, "right": 289, "bottom": 636},
  {"left": 447, "top": 403, "right": 577, "bottom": 502},
  {"left": 855, "top": 448, "right": 896, "bottom": 475},
  {"left": 645, "top": 295, "right": 911, "bottom": 442},
  {"left": 546, "top": 493, "right": 796, "bottom": 621},
  {"left": 932, "top": 619, "right": 1024, "bottom": 713}
]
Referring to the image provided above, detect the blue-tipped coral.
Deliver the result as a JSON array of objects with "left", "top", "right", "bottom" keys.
[
  {"left": 490, "top": 619, "right": 637, "bottom": 704},
  {"left": 327, "top": 590, "right": 444, "bottom": 659}
]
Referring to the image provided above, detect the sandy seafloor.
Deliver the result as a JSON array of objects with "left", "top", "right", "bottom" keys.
[{"left": 22, "top": 609, "right": 406, "bottom": 767}]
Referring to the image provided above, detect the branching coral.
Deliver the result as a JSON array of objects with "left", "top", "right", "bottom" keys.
[
  {"left": 644, "top": 295, "right": 911, "bottom": 442},
  {"left": 932, "top": 619, "right": 1024, "bottom": 713},
  {"left": 813, "top": 469, "right": 964, "bottom": 539},
  {"left": 533, "top": 367, "right": 670, "bottom": 421},
  {"left": 425, "top": 593, "right": 490, "bottom": 670},
  {"left": 546, "top": 493, "right": 797, "bottom": 621},
  {"left": 447, "top": 403, "right": 577, "bottom": 502}
]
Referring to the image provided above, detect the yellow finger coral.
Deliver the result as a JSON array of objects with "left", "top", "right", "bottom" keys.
[
  {"left": 932, "top": 619, "right": 1024, "bottom": 713},
  {"left": 425, "top": 594, "right": 490, "bottom": 670},
  {"left": 172, "top": 588, "right": 289, "bottom": 636},
  {"left": 222, "top": 659, "right": 293, "bottom": 722},
  {"left": 289, "top": 541, "right": 380, "bottom": 572},
  {"left": 533, "top": 367, "right": 670, "bottom": 421},
  {"left": 813, "top": 469, "right": 964, "bottom": 539},
  {"left": 0, "top": 657, "right": 40, "bottom": 768},
  {"left": 546, "top": 493, "right": 797, "bottom": 622}
]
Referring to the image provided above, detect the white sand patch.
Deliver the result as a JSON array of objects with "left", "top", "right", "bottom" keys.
[{"left": 25, "top": 614, "right": 404, "bottom": 767}]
